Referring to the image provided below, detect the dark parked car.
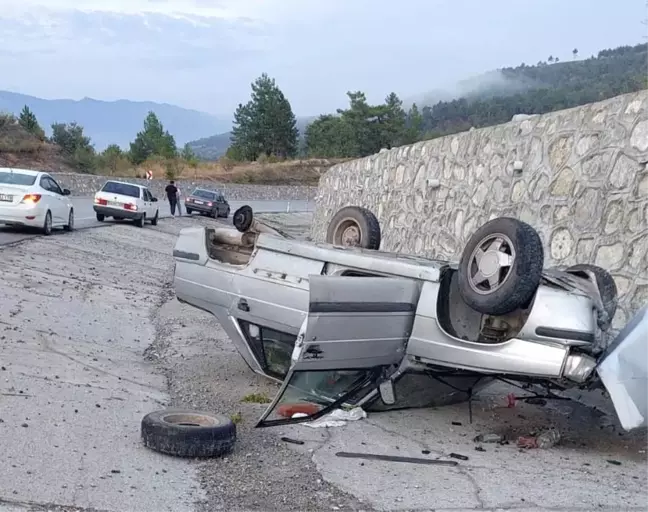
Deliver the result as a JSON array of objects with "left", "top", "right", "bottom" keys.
[{"left": 185, "top": 188, "right": 230, "bottom": 218}]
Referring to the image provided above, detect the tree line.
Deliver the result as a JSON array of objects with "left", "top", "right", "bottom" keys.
[
  {"left": 226, "top": 42, "right": 647, "bottom": 161},
  {"left": 15, "top": 106, "right": 198, "bottom": 178}
]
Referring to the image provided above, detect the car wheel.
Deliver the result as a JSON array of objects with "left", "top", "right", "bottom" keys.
[
  {"left": 224, "top": 207, "right": 230, "bottom": 219},
  {"left": 186, "top": 208, "right": 193, "bottom": 215},
  {"left": 565, "top": 264, "right": 617, "bottom": 330},
  {"left": 211, "top": 209, "right": 218, "bottom": 219},
  {"left": 43, "top": 211, "right": 53, "bottom": 236},
  {"left": 64, "top": 209, "right": 74, "bottom": 232},
  {"left": 326, "top": 206, "right": 381, "bottom": 250},
  {"left": 96, "top": 213, "right": 105, "bottom": 222},
  {"left": 151, "top": 210, "right": 159, "bottom": 226},
  {"left": 458, "top": 217, "right": 544, "bottom": 316},
  {"left": 233, "top": 205, "right": 254, "bottom": 232},
  {"left": 135, "top": 214, "right": 145, "bottom": 228},
  {"left": 141, "top": 409, "right": 236, "bottom": 458}
]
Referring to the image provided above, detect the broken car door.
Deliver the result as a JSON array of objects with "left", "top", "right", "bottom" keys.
[{"left": 256, "top": 275, "right": 420, "bottom": 427}]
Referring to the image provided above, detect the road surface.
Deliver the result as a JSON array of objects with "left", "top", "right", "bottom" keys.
[{"left": 0, "top": 197, "right": 314, "bottom": 245}]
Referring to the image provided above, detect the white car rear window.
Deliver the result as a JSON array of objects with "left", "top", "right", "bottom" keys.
[
  {"left": 101, "top": 182, "right": 140, "bottom": 198},
  {"left": 0, "top": 171, "right": 36, "bottom": 186}
]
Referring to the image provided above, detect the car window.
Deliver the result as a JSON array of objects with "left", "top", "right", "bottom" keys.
[
  {"left": 192, "top": 189, "right": 216, "bottom": 200},
  {"left": 143, "top": 189, "right": 152, "bottom": 201},
  {"left": 239, "top": 320, "right": 295, "bottom": 379},
  {"left": 45, "top": 176, "right": 63, "bottom": 194},
  {"left": 0, "top": 171, "right": 37, "bottom": 186},
  {"left": 101, "top": 181, "right": 141, "bottom": 198}
]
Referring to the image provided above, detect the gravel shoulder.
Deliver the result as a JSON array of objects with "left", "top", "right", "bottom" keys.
[{"left": 0, "top": 214, "right": 645, "bottom": 512}]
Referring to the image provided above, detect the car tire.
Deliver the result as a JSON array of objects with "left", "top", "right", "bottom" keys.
[
  {"left": 211, "top": 209, "right": 218, "bottom": 219},
  {"left": 141, "top": 409, "right": 236, "bottom": 458},
  {"left": 43, "top": 211, "right": 53, "bottom": 236},
  {"left": 135, "top": 214, "right": 145, "bottom": 228},
  {"left": 565, "top": 264, "right": 617, "bottom": 330},
  {"left": 326, "top": 206, "right": 381, "bottom": 250},
  {"left": 96, "top": 213, "right": 105, "bottom": 222},
  {"left": 64, "top": 209, "right": 74, "bottom": 232},
  {"left": 223, "top": 207, "right": 230, "bottom": 219},
  {"left": 458, "top": 217, "right": 544, "bottom": 316},
  {"left": 186, "top": 208, "right": 193, "bottom": 215},
  {"left": 233, "top": 205, "right": 254, "bottom": 232},
  {"left": 151, "top": 210, "right": 159, "bottom": 226}
]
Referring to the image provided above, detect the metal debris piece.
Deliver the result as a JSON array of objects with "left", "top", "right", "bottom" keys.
[
  {"left": 335, "top": 452, "right": 458, "bottom": 466},
  {"left": 448, "top": 452, "right": 469, "bottom": 461},
  {"left": 474, "top": 433, "right": 503, "bottom": 443},
  {"left": 281, "top": 437, "right": 305, "bottom": 445}
]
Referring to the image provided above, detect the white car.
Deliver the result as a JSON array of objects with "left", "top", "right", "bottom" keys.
[
  {"left": 0, "top": 167, "right": 74, "bottom": 235},
  {"left": 93, "top": 180, "right": 160, "bottom": 227}
]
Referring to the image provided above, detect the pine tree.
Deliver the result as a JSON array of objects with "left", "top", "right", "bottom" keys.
[
  {"left": 18, "top": 105, "right": 45, "bottom": 140},
  {"left": 230, "top": 73, "right": 299, "bottom": 161},
  {"left": 129, "top": 111, "right": 177, "bottom": 164}
]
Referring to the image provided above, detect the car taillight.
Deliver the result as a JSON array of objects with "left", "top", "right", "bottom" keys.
[
  {"left": 94, "top": 197, "right": 107, "bottom": 206},
  {"left": 21, "top": 194, "right": 41, "bottom": 204},
  {"left": 124, "top": 203, "right": 137, "bottom": 211}
]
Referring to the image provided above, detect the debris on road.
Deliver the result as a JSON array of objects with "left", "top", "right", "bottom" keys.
[
  {"left": 448, "top": 452, "right": 470, "bottom": 461},
  {"left": 335, "top": 452, "right": 459, "bottom": 466},
  {"left": 301, "top": 407, "right": 367, "bottom": 428},
  {"left": 517, "top": 429, "right": 561, "bottom": 449},
  {"left": 281, "top": 437, "right": 305, "bottom": 445},
  {"left": 474, "top": 433, "right": 503, "bottom": 443}
]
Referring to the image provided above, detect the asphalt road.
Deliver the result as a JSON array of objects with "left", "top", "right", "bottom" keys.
[{"left": 0, "top": 197, "right": 314, "bottom": 245}]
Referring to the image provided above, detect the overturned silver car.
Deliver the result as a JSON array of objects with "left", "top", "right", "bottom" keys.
[{"left": 172, "top": 205, "right": 647, "bottom": 431}]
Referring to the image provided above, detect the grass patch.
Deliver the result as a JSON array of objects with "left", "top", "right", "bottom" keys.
[
  {"left": 241, "top": 392, "right": 273, "bottom": 404},
  {"left": 230, "top": 411, "right": 243, "bottom": 424}
]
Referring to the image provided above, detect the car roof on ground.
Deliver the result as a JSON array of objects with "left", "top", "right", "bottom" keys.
[{"left": 0, "top": 167, "right": 44, "bottom": 176}]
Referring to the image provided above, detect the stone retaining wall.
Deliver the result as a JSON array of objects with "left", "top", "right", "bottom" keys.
[
  {"left": 51, "top": 173, "right": 317, "bottom": 201},
  {"left": 311, "top": 90, "right": 648, "bottom": 326}
]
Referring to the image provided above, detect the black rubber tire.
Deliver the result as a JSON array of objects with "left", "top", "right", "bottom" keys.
[
  {"left": 151, "top": 210, "right": 159, "bottom": 226},
  {"left": 565, "top": 264, "right": 617, "bottom": 329},
  {"left": 326, "top": 206, "right": 381, "bottom": 250},
  {"left": 186, "top": 208, "right": 193, "bottom": 215},
  {"left": 223, "top": 207, "right": 230, "bottom": 219},
  {"left": 233, "top": 205, "right": 254, "bottom": 232},
  {"left": 64, "top": 209, "right": 74, "bottom": 232},
  {"left": 458, "top": 217, "right": 544, "bottom": 316},
  {"left": 96, "top": 213, "right": 105, "bottom": 222},
  {"left": 43, "top": 211, "right": 52, "bottom": 236},
  {"left": 141, "top": 409, "right": 236, "bottom": 458},
  {"left": 134, "top": 214, "right": 145, "bottom": 228}
]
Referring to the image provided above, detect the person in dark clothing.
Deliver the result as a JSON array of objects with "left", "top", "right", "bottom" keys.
[{"left": 165, "top": 180, "right": 178, "bottom": 216}]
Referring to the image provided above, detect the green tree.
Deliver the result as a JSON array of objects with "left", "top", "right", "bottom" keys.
[
  {"left": 18, "top": 105, "right": 45, "bottom": 140},
  {"left": 230, "top": 73, "right": 299, "bottom": 161},
  {"left": 99, "top": 144, "right": 126, "bottom": 175},
  {"left": 50, "top": 122, "right": 97, "bottom": 172},
  {"left": 381, "top": 92, "right": 406, "bottom": 148},
  {"left": 403, "top": 103, "right": 424, "bottom": 144},
  {"left": 129, "top": 111, "right": 177, "bottom": 165},
  {"left": 304, "top": 115, "right": 356, "bottom": 158}
]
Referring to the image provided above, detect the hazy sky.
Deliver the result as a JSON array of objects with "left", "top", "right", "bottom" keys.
[{"left": 0, "top": 0, "right": 645, "bottom": 118}]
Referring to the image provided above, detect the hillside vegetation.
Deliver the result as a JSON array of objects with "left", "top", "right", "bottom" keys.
[{"left": 0, "top": 42, "right": 645, "bottom": 185}]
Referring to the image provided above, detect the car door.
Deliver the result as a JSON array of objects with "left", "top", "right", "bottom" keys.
[
  {"left": 256, "top": 275, "right": 420, "bottom": 428},
  {"left": 40, "top": 175, "right": 66, "bottom": 224},
  {"left": 147, "top": 188, "right": 158, "bottom": 216},
  {"left": 143, "top": 188, "right": 155, "bottom": 217}
]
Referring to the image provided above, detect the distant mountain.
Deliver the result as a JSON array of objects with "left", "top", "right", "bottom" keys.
[
  {"left": 187, "top": 116, "right": 317, "bottom": 160},
  {"left": 0, "top": 91, "right": 231, "bottom": 151}
]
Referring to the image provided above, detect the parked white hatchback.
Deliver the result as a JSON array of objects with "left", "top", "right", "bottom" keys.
[
  {"left": 0, "top": 167, "right": 74, "bottom": 235},
  {"left": 93, "top": 180, "right": 159, "bottom": 228}
]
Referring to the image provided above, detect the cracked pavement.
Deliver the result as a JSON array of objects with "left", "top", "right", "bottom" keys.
[{"left": 0, "top": 214, "right": 646, "bottom": 512}]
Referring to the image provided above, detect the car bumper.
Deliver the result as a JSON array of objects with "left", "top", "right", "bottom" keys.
[
  {"left": 93, "top": 205, "right": 143, "bottom": 219},
  {"left": 0, "top": 203, "right": 47, "bottom": 227},
  {"left": 185, "top": 201, "right": 215, "bottom": 214}
]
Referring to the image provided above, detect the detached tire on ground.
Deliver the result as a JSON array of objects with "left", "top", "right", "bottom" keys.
[
  {"left": 141, "top": 409, "right": 236, "bottom": 458},
  {"left": 326, "top": 206, "right": 381, "bottom": 250},
  {"left": 233, "top": 205, "right": 254, "bottom": 232},
  {"left": 458, "top": 217, "right": 544, "bottom": 316},
  {"left": 565, "top": 263, "right": 618, "bottom": 330}
]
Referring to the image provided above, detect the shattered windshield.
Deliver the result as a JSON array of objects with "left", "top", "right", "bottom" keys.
[{"left": 259, "top": 369, "right": 376, "bottom": 425}]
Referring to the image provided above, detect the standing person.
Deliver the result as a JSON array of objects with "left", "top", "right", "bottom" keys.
[
  {"left": 176, "top": 184, "right": 183, "bottom": 216},
  {"left": 165, "top": 180, "right": 178, "bottom": 216}
]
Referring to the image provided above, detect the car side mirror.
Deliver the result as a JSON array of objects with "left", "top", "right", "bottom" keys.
[
  {"left": 151, "top": 197, "right": 158, "bottom": 202},
  {"left": 62, "top": 189, "right": 71, "bottom": 195},
  {"left": 378, "top": 380, "right": 396, "bottom": 405}
]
